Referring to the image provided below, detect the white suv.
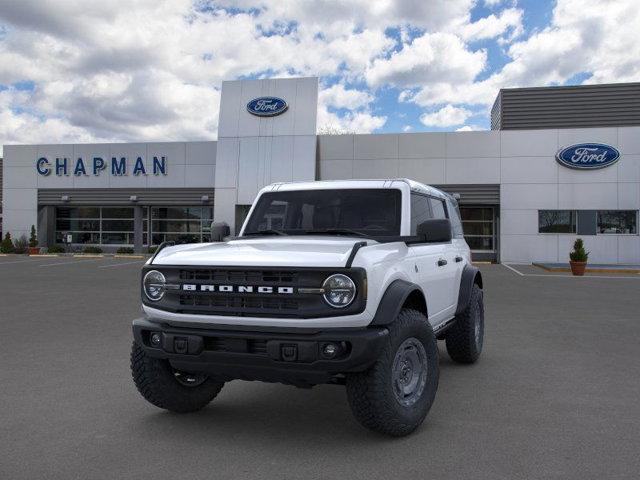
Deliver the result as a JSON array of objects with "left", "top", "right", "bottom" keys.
[{"left": 131, "top": 179, "right": 484, "bottom": 436}]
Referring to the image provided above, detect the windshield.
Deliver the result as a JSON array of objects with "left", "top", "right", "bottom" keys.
[{"left": 242, "top": 189, "right": 402, "bottom": 237}]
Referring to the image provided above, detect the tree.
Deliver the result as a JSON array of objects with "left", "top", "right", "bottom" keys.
[
  {"left": 1, "top": 232, "right": 15, "bottom": 253},
  {"left": 29, "top": 225, "right": 38, "bottom": 248}
]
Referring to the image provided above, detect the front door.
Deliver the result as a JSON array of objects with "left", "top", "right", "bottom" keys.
[{"left": 459, "top": 206, "right": 497, "bottom": 262}]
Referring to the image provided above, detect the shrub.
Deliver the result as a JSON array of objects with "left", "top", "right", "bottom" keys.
[
  {"left": 148, "top": 246, "right": 158, "bottom": 254},
  {"left": 116, "top": 247, "right": 135, "bottom": 254},
  {"left": 83, "top": 246, "right": 103, "bottom": 254},
  {"left": 47, "top": 244, "right": 66, "bottom": 254},
  {"left": 1, "top": 233, "right": 15, "bottom": 253},
  {"left": 569, "top": 238, "right": 589, "bottom": 262},
  {"left": 14, "top": 235, "right": 29, "bottom": 254},
  {"left": 29, "top": 225, "right": 38, "bottom": 248}
]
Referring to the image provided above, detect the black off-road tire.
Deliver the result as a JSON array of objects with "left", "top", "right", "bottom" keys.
[
  {"left": 345, "top": 309, "right": 439, "bottom": 436},
  {"left": 445, "top": 283, "right": 484, "bottom": 364},
  {"left": 131, "top": 342, "right": 224, "bottom": 413}
]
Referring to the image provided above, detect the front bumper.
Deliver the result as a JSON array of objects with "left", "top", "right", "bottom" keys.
[{"left": 133, "top": 317, "right": 389, "bottom": 387}]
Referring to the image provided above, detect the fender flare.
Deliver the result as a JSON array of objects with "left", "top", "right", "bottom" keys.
[
  {"left": 456, "top": 264, "right": 483, "bottom": 315},
  {"left": 370, "top": 279, "right": 427, "bottom": 326}
]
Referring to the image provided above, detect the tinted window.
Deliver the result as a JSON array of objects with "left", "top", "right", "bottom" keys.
[
  {"left": 446, "top": 197, "right": 464, "bottom": 238},
  {"left": 538, "top": 210, "right": 576, "bottom": 233},
  {"left": 429, "top": 198, "right": 447, "bottom": 219},
  {"left": 244, "top": 189, "right": 402, "bottom": 236},
  {"left": 597, "top": 210, "right": 637, "bottom": 234},
  {"left": 410, "top": 194, "right": 432, "bottom": 235}
]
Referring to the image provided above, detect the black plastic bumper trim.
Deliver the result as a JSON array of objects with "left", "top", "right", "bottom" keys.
[{"left": 132, "top": 317, "right": 389, "bottom": 386}]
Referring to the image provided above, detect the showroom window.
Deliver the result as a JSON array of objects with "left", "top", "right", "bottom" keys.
[
  {"left": 460, "top": 207, "right": 495, "bottom": 251},
  {"left": 150, "top": 206, "right": 214, "bottom": 245},
  {"left": 56, "top": 207, "right": 138, "bottom": 245},
  {"left": 538, "top": 210, "right": 577, "bottom": 233},
  {"left": 597, "top": 210, "right": 638, "bottom": 234}
]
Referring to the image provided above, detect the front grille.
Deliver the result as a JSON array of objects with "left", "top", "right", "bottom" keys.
[
  {"left": 180, "top": 294, "right": 299, "bottom": 311},
  {"left": 144, "top": 266, "right": 367, "bottom": 319},
  {"left": 179, "top": 269, "right": 298, "bottom": 284}
]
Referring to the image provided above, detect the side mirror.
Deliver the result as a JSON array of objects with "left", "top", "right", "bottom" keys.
[
  {"left": 416, "top": 219, "right": 452, "bottom": 243},
  {"left": 210, "top": 222, "right": 230, "bottom": 242}
]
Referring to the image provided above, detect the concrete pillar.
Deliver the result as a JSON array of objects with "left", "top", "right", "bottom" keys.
[
  {"left": 37, "top": 206, "right": 56, "bottom": 247},
  {"left": 133, "top": 206, "right": 144, "bottom": 253}
]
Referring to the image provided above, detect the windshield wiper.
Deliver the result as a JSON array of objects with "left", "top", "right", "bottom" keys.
[
  {"left": 306, "top": 228, "right": 371, "bottom": 238},
  {"left": 243, "top": 229, "right": 287, "bottom": 236}
]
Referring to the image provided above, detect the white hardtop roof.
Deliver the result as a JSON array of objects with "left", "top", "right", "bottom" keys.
[{"left": 263, "top": 179, "right": 448, "bottom": 199}]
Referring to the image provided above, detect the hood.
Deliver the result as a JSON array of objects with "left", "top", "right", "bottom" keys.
[{"left": 152, "top": 236, "right": 371, "bottom": 267}]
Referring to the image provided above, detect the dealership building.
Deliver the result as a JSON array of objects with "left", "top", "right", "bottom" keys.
[{"left": 1, "top": 78, "right": 639, "bottom": 264}]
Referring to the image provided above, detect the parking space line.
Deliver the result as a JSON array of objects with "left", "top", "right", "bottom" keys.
[
  {"left": 502, "top": 263, "right": 640, "bottom": 280},
  {"left": 38, "top": 258, "right": 103, "bottom": 267},
  {"left": 98, "top": 260, "right": 146, "bottom": 269},
  {"left": 502, "top": 263, "right": 524, "bottom": 276}
]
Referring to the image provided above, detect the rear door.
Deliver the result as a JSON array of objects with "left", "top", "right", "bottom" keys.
[{"left": 427, "top": 196, "right": 459, "bottom": 320}]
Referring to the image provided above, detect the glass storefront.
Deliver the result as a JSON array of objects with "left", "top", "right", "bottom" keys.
[
  {"left": 150, "top": 206, "right": 213, "bottom": 244},
  {"left": 55, "top": 206, "right": 213, "bottom": 246},
  {"left": 460, "top": 207, "right": 496, "bottom": 254},
  {"left": 56, "top": 207, "right": 139, "bottom": 245}
]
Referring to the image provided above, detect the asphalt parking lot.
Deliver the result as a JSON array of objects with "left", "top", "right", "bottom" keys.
[{"left": 1, "top": 256, "right": 639, "bottom": 479}]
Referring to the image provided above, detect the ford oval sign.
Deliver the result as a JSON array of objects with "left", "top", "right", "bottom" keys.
[
  {"left": 247, "top": 97, "right": 288, "bottom": 117},
  {"left": 556, "top": 143, "right": 620, "bottom": 170}
]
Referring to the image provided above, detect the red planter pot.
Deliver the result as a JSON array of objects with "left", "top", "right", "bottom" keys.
[{"left": 569, "top": 261, "right": 587, "bottom": 276}]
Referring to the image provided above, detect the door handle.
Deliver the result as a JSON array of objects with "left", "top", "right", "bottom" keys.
[
  {"left": 437, "top": 258, "right": 447, "bottom": 267},
  {"left": 455, "top": 256, "right": 463, "bottom": 263}
]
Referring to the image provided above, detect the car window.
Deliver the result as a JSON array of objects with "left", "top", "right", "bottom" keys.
[
  {"left": 429, "top": 198, "right": 447, "bottom": 220},
  {"left": 410, "top": 193, "right": 432, "bottom": 235},
  {"left": 243, "top": 189, "right": 402, "bottom": 236},
  {"left": 446, "top": 197, "right": 464, "bottom": 238}
]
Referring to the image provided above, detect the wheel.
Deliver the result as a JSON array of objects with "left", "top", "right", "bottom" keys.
[
  {"left": 130, "top": 341, "right": 224, "bottom": 413},
  {"left": 345, "top": 309, "right": 439, "bottom": 436},
  {"left": 445, "top": 283, "right": 484, "bottom": 364}
]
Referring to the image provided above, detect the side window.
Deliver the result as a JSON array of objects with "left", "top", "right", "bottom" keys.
[
  {"left": 429, "top": 198, "right": 447, "bottom": 220},
  {"left": 446, "top": 198, "right": 464, "bottom": 238},
  {"left": 410, "top": 193, "right": 432, "bottom": 234}
]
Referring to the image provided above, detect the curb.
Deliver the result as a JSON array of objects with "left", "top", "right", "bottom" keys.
[{"left": 533, "top": 263, "right": 640, "bottom": 275}]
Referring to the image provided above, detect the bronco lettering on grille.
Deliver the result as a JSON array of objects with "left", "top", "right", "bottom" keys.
[{"left": 181, "top": 284, "right": 295, "bottom": 294}]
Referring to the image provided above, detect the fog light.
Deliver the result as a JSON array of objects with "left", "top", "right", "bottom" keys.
[
  {"left": 150, "top": 332, "right": 162, "bottom": 347},
  {"left": 322, "top": 343, "right": 339, "bottom": 358}
]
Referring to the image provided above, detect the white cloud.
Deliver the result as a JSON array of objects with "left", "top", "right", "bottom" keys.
[
  {"left": 459, "top": 8, "right": 523, "bottom": 42},
  {"left": 402, "top": 125, "right": 413, "bottom": 132},
  {"left": 420, "top": 105, "right": 472, "bottom": 127},
  {"left": 366, "top": 32, "right": 486, "bottom": 88},
  {"left": 484, "top": 0, "right": 506, "bottom": 7},
  {"left": 319, "top": 84, "right": 373, "bottom": 110},
  {"left": 317, "top": 106, "right": 386, "bottom": 134},
  {"left": 456, "top": 125, "right": 484, "bottom": 131}
]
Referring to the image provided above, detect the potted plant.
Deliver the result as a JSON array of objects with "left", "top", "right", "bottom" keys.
[
  {"left": 569, "top": 238, "right": 589, "bottom": 276},
  {"left": 28, "top": 225, "right": 40, "bottom": 255}
]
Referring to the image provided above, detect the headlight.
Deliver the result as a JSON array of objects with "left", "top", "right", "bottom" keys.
[
  {"left": 143, "top": 270, "right": 166, "bottom": 302},
  {"left": 322, "top": 274, "right": 356, "bottom": 308}
]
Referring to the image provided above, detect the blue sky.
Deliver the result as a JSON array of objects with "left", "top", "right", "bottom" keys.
[{"left": 0, "top": 0, "right": 638, "bottom": 150}]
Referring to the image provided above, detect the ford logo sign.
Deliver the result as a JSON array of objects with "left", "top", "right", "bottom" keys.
[
  {"left": 247, "top": 97, "right": 288, "bottom": 117},
  {"left": 556, "top": 143, "right": 620, "bottom": 170}
]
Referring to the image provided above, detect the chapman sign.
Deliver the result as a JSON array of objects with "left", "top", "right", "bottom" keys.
[
  {"left": 246, "top": 97, "right": 288, "bottom": 117},
  {"left": 36, "top": 156, "right": 167, "bottom": 177},
  {"left": 556, "top": 143, "right": 620, "bottom": 170}
]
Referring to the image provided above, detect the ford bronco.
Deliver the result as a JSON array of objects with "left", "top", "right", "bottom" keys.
[{"left": 131, "top": 179, "right": 484, "bottom": 436}]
